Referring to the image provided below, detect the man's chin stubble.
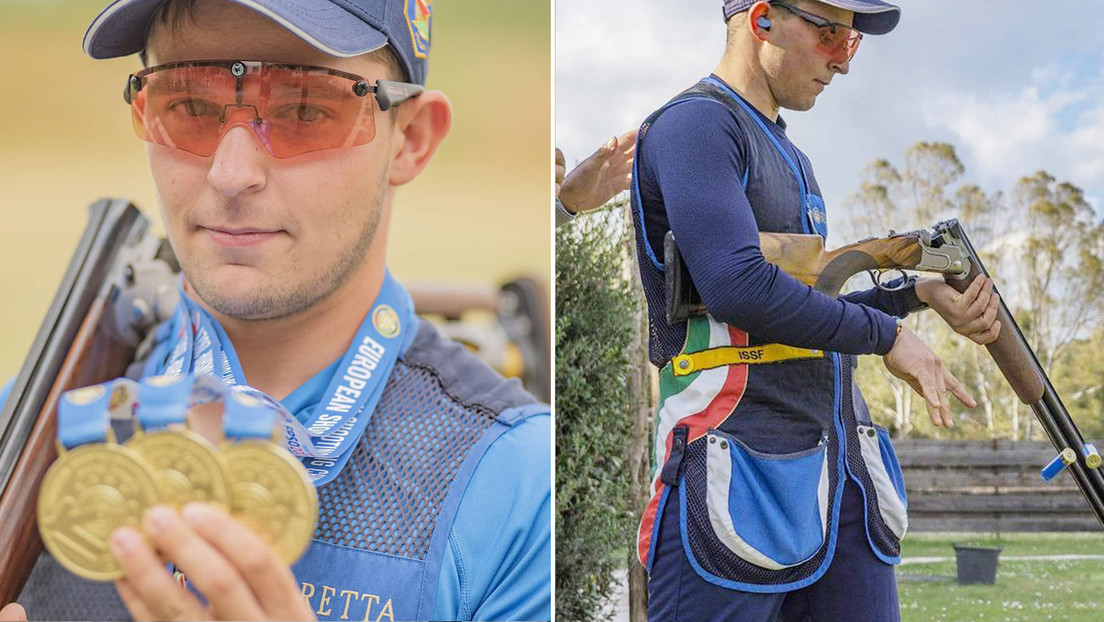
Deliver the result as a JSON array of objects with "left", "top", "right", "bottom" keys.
[{"left": 184, "top": 205, "right": 384, "bottom": 322}]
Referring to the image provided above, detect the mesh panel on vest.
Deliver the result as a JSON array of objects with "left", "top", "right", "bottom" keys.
[
  {"left": 839, "top": 356, "right": 901, "bottom": 558},
  {"left": 18, "top": 553, "right": 130, "bottom": 621},
  {"left": 631, "top": 185, "right": 686, "bottom": 368},
  {"left": 313, "top": 359, "right": 498, "bottom": 559},
  {"left": 680, "top": 420, "right": 841, "bottom": 585}
]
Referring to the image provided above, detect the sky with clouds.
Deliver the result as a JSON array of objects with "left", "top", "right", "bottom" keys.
[{"left": 556, "top": 0, "right": 1104, "bottom": 240}]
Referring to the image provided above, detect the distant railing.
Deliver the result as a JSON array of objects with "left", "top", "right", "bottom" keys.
[{"left": 897, "top": 439, "right": 1101, "bottom": 532}]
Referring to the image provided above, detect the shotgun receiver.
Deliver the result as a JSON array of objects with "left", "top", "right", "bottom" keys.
[
  {"left": 0, "top": 199, "right": 178, "bottom": 604},
  {"left": 664, "top": 219, "right": 1104, "bottom": 529}
]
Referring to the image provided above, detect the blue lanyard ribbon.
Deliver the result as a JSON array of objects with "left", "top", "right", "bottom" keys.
[{"left": 158, "top": 270, "right": 415, "bottom": 485}]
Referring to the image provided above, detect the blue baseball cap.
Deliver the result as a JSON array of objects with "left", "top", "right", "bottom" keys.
[
  {"left": 722, "top": 0, "right": 900, "bottom": 35},
  {"left": 83, "top": 0, "right": 433, "bottom": 84}
]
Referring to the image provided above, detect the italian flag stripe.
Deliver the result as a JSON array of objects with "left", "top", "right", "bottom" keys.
[{"left": 638, "top": 319, "right": 751, "bottom": 566}]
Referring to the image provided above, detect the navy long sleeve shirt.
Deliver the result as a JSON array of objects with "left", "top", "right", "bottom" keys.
[{"left": 637, "top": 89, "right": 910, "bottom": 356}]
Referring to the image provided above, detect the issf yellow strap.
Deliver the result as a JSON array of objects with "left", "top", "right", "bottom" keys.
[{"left": 671, "top": 344, "right": 824, "bottom": 376}]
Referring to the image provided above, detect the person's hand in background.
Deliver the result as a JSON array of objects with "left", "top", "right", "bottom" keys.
[{"left": 558, "top": 129, "right": 636, "bottom": 214}]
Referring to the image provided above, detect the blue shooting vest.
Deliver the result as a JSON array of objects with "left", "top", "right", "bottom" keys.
[
  {"left": 283, "top": 316, "right": 542, "bottom": 621},
  {"left": 18, "top": 317, "right": 541, "bottom": 622},
  {"left": 631, "top": 78, "right": 909, "bottom": 593}
]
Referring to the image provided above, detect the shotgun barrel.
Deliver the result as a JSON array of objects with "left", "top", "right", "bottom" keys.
[{"left": 0, "top": 199, "right": 170, "bottom": 604}]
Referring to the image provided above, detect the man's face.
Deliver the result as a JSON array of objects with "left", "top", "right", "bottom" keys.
[
  {"left": 762, "top": 0, "right": 855, "bottom": 111},
  {"left": 145, "top": 0, "right": 398, "bottom": 321}
]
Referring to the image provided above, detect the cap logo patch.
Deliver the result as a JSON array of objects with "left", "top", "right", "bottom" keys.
[{"left": 406, "top": 0, "right": 431, "bottom": 59}]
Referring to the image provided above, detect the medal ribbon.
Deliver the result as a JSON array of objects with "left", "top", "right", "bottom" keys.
[
  {"left": 137, "top": 375, "right": 195, "bottom": 431},
  {"left": 223, "top": 391, "right": 280, "bottom": 441},
  {"left": 158, "top": 271, "right": 413, "bottom": 485},
  {"left": 57, "top": 379, "right": 140, "bottom": 448}
]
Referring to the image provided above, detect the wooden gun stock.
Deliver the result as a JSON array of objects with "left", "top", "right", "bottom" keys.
[
  {"left": 0, "top": 200, "right": 161, "bottom": 604},
  {"left": 759, "top": 232, "right": 925, "bottom": 297},
  {"left": 664, "top": 230, "right": 931, "bottom": 323}
]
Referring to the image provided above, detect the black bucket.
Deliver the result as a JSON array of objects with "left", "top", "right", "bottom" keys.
[{"left": 952, "top": 545, "right": 1002, "bottom": 585}]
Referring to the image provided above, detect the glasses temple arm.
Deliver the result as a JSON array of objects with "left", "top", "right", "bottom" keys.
[{"left": 372, "top": 80, "right": 425, "bottom": 111}]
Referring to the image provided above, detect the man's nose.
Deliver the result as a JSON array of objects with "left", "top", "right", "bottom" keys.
[
  {"left": 206, "top": 123, "right": 269, "bottom": 198},
  {"left": 830, "top": 54, "right": 851, "bottom": 75}
]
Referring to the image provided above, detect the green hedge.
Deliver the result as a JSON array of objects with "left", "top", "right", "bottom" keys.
[{"left": 555, "top": 206, "right": 639, "bottom": 621}]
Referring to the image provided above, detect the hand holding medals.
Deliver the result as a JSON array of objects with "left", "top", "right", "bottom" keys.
[{"left": 37, "top": 374, "right": 319, "bottom": 581}]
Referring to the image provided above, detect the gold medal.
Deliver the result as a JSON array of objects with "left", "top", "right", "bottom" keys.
[
  {"left": 126, "top": 374, "right": 233, "bottom": 510},
  {"left": 126, "top": 428, "right": 232, "bottom": 510},
  {"left": 38, "top": 429, "right": 160, "bottom": 581},
  {"left": 223, "top": 440, "right": 318, "bottom": 564}
]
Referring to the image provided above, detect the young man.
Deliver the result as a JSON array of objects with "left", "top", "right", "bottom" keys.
[
  {"left": 629, "top": 1, "right": 1000, "bottom": 620},
  {"left": 0, "top": 1, "right": 550, "bottom": 620}
]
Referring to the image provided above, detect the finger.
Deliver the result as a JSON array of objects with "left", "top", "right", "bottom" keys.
[
  {"left": 0, "top": 603, "right": 26, "bottom": 622},
  {"left": 115, "top": 579, "right": 160, "bottom": 622},
  {"left": 968, "top": 319, "right": 1001, "bottom": 345},
  {"left": 963, "top": 290, "right": 1000, "bottom": 333},
  {"left": 981, "top": 289, "right": 999, "bottom": 322},
  {"left": 963, "top": 277, "right": 992, "bottom": 318},
  {"left": 945, "top": 368, "right": 975, "bottom": 411},
  {"left": 108, "top": 526, "right": 205, "bottom": 621},
  {"left": 142, "top": 506, "right": 268, "bottom": 621},
  {"left": 955, "top": 274, "right": 984, "bottom": 305},
  {"left": 914, "top": 372, "right": 943, "bottom": 427},
  {"left": 616, "top": 129, "right": 637, "bottom": 148},
  {"left": 554, "top": 148, "right": 564, "bottom": 167},
  {"left": 934, "top": 368, "right": 952, "bottom": 427},
  {"left": 178, "top": 503, "right": 313, "bottom": 618},
  {"left": 972, "top": 292, "right": 1000, "bottom": 332},
  {"left": 182, "top": 503, "right": 314, "bottom": 619}
]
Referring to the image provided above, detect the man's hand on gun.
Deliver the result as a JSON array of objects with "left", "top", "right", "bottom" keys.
[
  {"left": 916, "top": 274, "right": 1002, "bottom": 345},
  {"left": 881, "top": 274, "right": 1001, "bottom": 428}
]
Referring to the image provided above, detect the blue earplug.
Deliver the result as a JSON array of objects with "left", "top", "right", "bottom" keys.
[{"left": 757, "top": 16, "right": 772, "bottom": 30}]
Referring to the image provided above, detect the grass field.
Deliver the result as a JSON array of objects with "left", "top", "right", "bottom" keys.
[
  {"left": 899, "top": 533, "right": 1104, "bottom": 621},
  {"left": 0, "top": 0, "right": 551, "bottom": 376}
]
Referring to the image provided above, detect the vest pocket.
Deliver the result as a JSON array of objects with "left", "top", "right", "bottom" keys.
[
  {"left": 856, "top": 424, "right": 909, "bottom": 539},
  {"left": 696, "top": 429, "right": 829, "bottom": 570}
]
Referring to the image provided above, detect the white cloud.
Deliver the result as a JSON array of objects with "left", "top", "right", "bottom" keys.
[
  {"left": 557, "top": 0, "right": 1104, "bottom": 227},
  {"left": 922, "top": 66, "right": 1104, "bottom": 210}
]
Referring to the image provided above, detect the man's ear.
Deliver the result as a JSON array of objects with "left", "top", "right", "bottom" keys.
[
  {"left": 749, "top": 1, "right": 773, "bottom": 42},
  {"left": 388, "top": 90, "right": 452, "bottom": 186}
]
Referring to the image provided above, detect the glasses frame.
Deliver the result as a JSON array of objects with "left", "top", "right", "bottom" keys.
[
  {"left": 124, "top": 60, "right": 424, "bottom": 111},
  {"left": 768, "top": 1, "right": 863, "bottom": 61}
]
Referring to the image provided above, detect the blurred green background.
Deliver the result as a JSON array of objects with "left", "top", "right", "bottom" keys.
[{"left": 0, "top": 0, "right": 551, "bottom": 376}]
